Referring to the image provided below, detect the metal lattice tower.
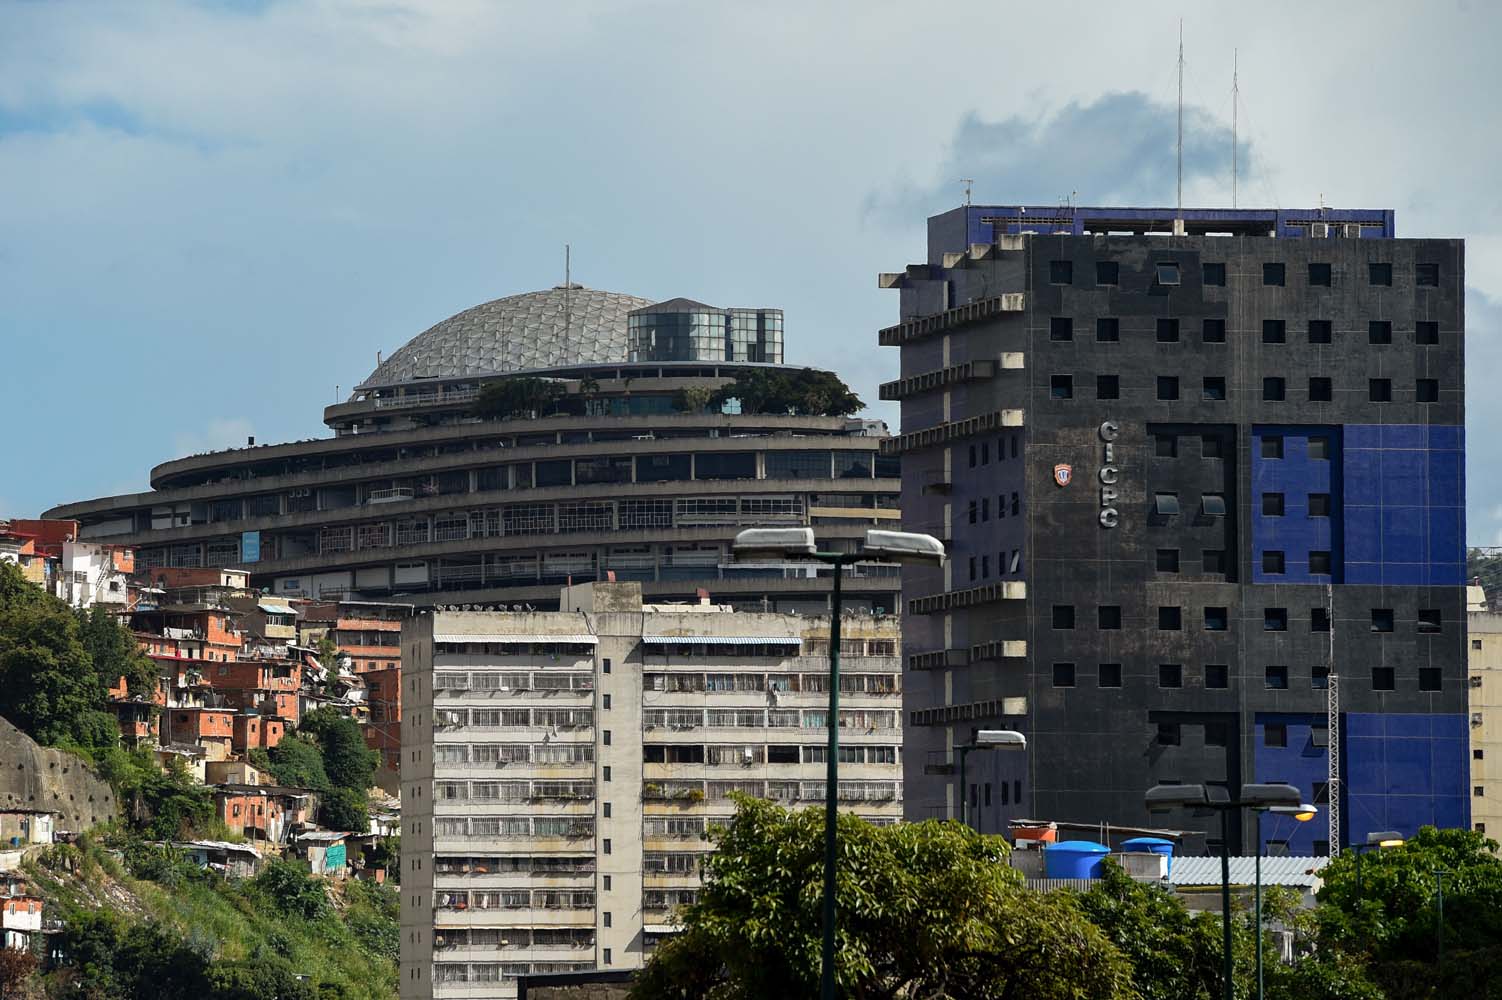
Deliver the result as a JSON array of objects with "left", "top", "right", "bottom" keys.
[{"left": 1326, "top": 583, "right": 1339, "bottom": 854}]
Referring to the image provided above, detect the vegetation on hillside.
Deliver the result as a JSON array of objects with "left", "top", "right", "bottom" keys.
[
  {"left": 249, "top": 706, "right": 380, "bottom": 833},
  {"left": 17, "top": 833, "right": 397, "bottom": 1000}
]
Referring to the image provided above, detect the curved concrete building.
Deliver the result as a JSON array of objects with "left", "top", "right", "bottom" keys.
[{"left": 48, "top": 287, "right": 900, "bottom": 614}]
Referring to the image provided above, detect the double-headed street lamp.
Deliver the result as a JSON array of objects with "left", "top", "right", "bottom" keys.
[
  {"left": 732, "top": 526, "right": 946, "bottom": 1000},
  {"left": 1146, "top": 782, "right": 1304, "bottom": 1000},
  {"left": 1252, "top": 801, "right": 1318, "bottom": 1000},
  {"left": 1349, "top": 829, "right": 1404, "bottom": 948},
  {"left": 956, "top": 729, "right": 1027, "bottom": 828}
]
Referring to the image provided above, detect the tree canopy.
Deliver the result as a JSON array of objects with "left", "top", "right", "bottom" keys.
[
  {"left": 709, "top": 369, "right": 864, "bottom": 418},
  {"left": 469, "top": 377, "right": 568, "bottom": 419},
  {"left": 630, "top": 797, "right": 1132, "bottom": 1000}
]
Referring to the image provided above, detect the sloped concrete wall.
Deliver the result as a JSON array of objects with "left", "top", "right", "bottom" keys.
[{"left": 0, "top": 716, "right": 119, "bottom": 832}]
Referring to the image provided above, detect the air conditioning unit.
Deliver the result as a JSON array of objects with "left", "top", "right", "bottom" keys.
[
  {"left": 1472, "top": 676, "right": 1484, "bottom": 688},
  {"left": 1310, "top": 222, "right": 1330, "bottom": 238},
  {"left": 1342, "top": 223, "right": 1361, "bottom": 238},
  {"left": 1472, "top": 713, "right": 1484, "bottom": 727}
]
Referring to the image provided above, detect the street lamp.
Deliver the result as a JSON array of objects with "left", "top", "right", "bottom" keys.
[
  {"left": 1146, "top": 782, "right": 1302, "bottom": 1000},
  {"left": 956, "top": 729, "right": 1027, "bottom": 829},
  {"left": 1252, "top": 802, "right": 1318, "bottom": 1000},
  {"left": 1349, "top": 830, "right": 1405, "bottom": 948},
  {"left": 732, "top": 526, "right": 945, "bottom": 1000},
  {"left": 1434, "top": 867, "right": 1450, "bottom": 964}
]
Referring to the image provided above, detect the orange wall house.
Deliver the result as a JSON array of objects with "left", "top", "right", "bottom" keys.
[{"left": 363, "top": 666, "right": 401, "bottom": 770}]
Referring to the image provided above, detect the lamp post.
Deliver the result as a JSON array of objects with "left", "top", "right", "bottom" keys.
[
  {"left": 1349, "top": 830, "right": 1404, "bottom": 950},
  {"left": 1146, "top": 782, "right": 1304, "bottom": 1000},
  {"left": 956, "top": 729, "right": 1027, "bottom": 828},
  {"left": 1434, "top": 866, "right": 1450, "bottom": 964},
  {"left": 733, "top": 527, "right": 945, "bottom": 1000},
  {"left": 1251, "top": 802, "right": 1318, "bottom": 1000}
]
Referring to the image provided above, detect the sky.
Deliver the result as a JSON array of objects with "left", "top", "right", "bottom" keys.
[{"left": 3, "top": 1, "right": 1502, "bottom": 540}]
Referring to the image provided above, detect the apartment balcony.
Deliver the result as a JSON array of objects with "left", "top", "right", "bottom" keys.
[{"left": 434, "top": 908, "right": 595, "bottom": 929}]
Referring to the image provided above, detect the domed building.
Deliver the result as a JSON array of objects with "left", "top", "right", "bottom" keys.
[{"left": 47, "top": 287, "right": 899, "bottom": 614}]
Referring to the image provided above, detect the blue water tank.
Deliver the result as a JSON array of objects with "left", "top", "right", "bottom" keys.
[
  {"left": 1119, "top": 836, "right": 1175, "bottom": 876},
  {"left": 1044, "top": 840, "right": 1111, "bottom": 879}
]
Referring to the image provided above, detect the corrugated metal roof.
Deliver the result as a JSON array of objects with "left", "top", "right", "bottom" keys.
[
  {"left": 642, "top": 635, "right": 801, "bottom": 646},
  {"left": 434, "top": 633, "right": 597, "bottom": 644},
  {"left": 1168, "top": 855, "right": 1329, "bottom": 888},
  {"left": 258, "top": 598, "right": 296, "bottom": 615}
]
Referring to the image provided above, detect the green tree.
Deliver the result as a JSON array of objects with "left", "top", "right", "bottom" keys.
[
  {"left": 630, "top": 797, "right": 1132, "bottom": 1000},
  {"left": 470, "top": 376, "right": 566, "bottom": 419},
  {"left": 253, "top": 735, "right": 332, "bottom": 791},
  {"left": 98, "top": 748, "right": 214, "bottom": 839},
  {"left": 299, "top": 708, "right": 377, "bottom": 794},
  {"left": 250, "top": 858, "right": 332, "bottom": 921},
  {"left": 313, "top": 634, "right": 340, "bottom": 672},
  {"left": 318, "top": 787, "right": 369, "bottom": 833},
  {"left": 77, "top": 604, "right": 157, "bottom": 700},
  {"left": 709, "top": 369, "right": 864, "bottom": 418}
]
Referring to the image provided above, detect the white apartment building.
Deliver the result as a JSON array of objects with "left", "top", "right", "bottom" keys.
[{"left": 399, "top": 582, "right": 902, "bottom": 1000}]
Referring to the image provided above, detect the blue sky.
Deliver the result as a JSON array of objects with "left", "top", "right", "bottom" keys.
[{"left": 4, "top": 1, "right": 1502, "bottom": 541}]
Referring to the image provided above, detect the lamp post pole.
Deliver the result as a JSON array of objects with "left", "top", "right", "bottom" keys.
[
  {"left": 1435, "top": 868, "right": 1449, "bottom": 964},
  {"left": 1219, "top": 809, "right": 1233, "bottom": 1000},
  {"left": 1255, "top": 844, "right": 1263, "bottom": 1000},
  {"left": 957, "top": 744, "right": 972, "bottom": 827}
]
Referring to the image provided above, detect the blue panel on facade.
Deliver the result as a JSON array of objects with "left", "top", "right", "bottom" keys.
[
  {"left": 1253, "top": 713, "right": 1330, "bottom": 855},
  {"left": 1341, "top": 424, "right": 1465, "bottom": 586},
  {"left": 1344, "top": 713, "right": 1470, "bottom": 847},
  {"left": 1250, "top": 426, "right": 1341, "bottom": 584}
]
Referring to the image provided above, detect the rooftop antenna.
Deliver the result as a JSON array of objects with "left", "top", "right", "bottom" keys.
[
  {"left": 1176, "top": 19, "right": 1184, "bottom": 217},
  {"left": 1232, "top": 49, "right": 1239, "bottom": 209},
  {"left": 960, "top": 178, "right": 973, "bottom": 206}
]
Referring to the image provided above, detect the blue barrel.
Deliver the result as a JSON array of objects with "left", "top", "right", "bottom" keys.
[
  {"left": 1120, "top": 836, "right": 1175, "bottom": 877},
  {"left": 1044, "top": 840, "right": 1111, "bottom": 879}
]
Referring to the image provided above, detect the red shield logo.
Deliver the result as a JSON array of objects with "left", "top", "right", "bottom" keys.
[{"left": 1054, "top": 464, "right": 1072, "bottom": 487}]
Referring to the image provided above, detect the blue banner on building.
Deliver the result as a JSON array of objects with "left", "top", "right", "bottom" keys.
[{"left": 241, "top": 531, "right": 261, "bottom": 563}]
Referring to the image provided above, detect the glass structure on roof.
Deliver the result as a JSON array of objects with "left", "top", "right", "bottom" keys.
[{"left": 628, "top": 299, "right": 783, "bottom": 364}]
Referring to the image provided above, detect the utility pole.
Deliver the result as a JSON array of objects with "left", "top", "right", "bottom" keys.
[{"left": 1176, "top": 19, "right": 1184, "bottom": 215}]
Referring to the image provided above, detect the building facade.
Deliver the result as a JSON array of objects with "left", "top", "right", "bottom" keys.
[
  {"left": 399, "top": 582, "right": 901, "bottom": 999},
  {"left": 887, "top": 205, "right": 1467, "bottom": 855},
  {"left": 1468, "top": 584, "right": 1501, "bottom": 838},
  {"left": 46, "top": 286, "right": 898, "bottom": 616}
]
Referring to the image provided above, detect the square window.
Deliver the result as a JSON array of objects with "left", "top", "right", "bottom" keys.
[
  {"left": 1097, "top": 317, "right": 1121, "bottom": 342},
  {"left": 1158, "top": 606, "right": 1182, "bottom": 630},
  {"left": 1416, "top": 321, "right": 1439, "bottom": 345},
  {"left": 1263, "top": 377, "right": 1286, "bottom": 401},
  {"left": 1097, "top": 374, "right": 1120, "bottom": 399},
  {"left": 1158, "top": 664, "right": 1183, "bottom": 688},
  {"left": 1416, "top": 262, "right": 1439, "bottom": 286},
  {"left": 1157, "top": 721, "right": 1181, "bottom": 744},
  {"left": 1264, "top": 723, "right": 1287, "bottom": 748},
  {"left": 1099, "top": 663, "right": 1123, "bottom": 687},
  {"left": 1099, "top": 605, "right": 1122, "bottom": 629},
  {"left": 1153, "top": 493, "right": 1180, "bottom": 516},
  {"left": 1372, "top": 666, "right": 1396, "bottom": 690},
  {"left": 1155, "top": 433, "right": 1178, "bottom": 457},
  {"left": 1205, "top": 722, "right": 1229, "bottom": 747},
  {"left": 1052, "top": 605, "right": 1075, "bottom": 629},
  {"left": 1261, "top": 436, "right": 1283, "bottom": 459},
  {"left": 1050, "top": 317, "right": 1073, "bottom": 341},
  {"left": 1265, "top": 665, "right": 1289, "bottom": 690},
  {"left": 1156, "top": 549, "right": 1180, "bottom": 573},
  {"left": 1477, "top": 787, "right": 1486, "bottom": 798},
  {"left": 1418, "top": 609, "right": 1442, "bottom": 633},
  {"left": 1265, "top": 608, "right": 1288, "bottom": 631},
  {"left": 1202, "top": 376, "right": 1226, "bottom": 400},
  {"left": 1049, "top": 260, "right": 1073, "bottom": 284},
  {"left": 1204, "top": 607, "right": 1228, "bottom": 631},
  {"left": 1201, "top": 435, "right": 1223, "bottom": 458},
  {"left": 1157, "top": 376, "right": 1180, "bottom": 401},
  {"left": 1201, "top": 493, "right": 1227, "bottom": 516},
  {"left": 1417, "top": 379, "right": 1439, "bottom": 403},
  {"left": 1156, "top": 262, "right": 1181, "bottom": 285},
  {"left": 1311, "top": 608, "right": 1331, "bottom": 632},
  {"left": 1308, "top": 262, "right": 1332, "bottom": 286},
  {"left": 1202, "top": 549, "right": 1227, "bottom": 573},
  {"left": 1096, "top": 261, "right": 1119, "bottom": 285},
  {"left": 1263, "top": 319, "right": 1287, "bottom": 344},
  {"left": 1369, "top": 321, "right": 1392, "bottom": 345},
  {"left": 1309, "top": 551, "right": 1332, "bottom": 575},
  {"left": 1371, "top": 609, "right": 1394, "bottom": 632},
  {"left": 1369, "top": 262, "right": 1393, "bottom": 286},
  {"left": 1369, "top": 378, "right": 1392, "bottom": 402},
  {"left": 1309, "top": 377, "right": 1332, "bottom": 401},
  {"left": 1313, "top": 664, "right": 1330, "bottom": 688},
  {"left": 1476, "top": 749, "right": 1485, "bottom": 761},
  {"left": 1419, "top": 667, "right": 1442, "bottom": 691},
  {"left": 1263, "top": 492, "right": 1285, "bottom": 517},
  {"left": 969, "top": 445, "right": 977, "bottom": 468},
  {"left": 1263, "top": 551, "right": 1286, "bottom": 574},
  {"left": 1050, "top": 374, "right": 1073, "bottom": 399},
  {"left": 1202, "top": 262, "right": 1226, "bottom": 286},
  {"left": 1308, "top": 319, "right": 1333, "bottom": 343},
  {"left": 1309, "top": 493, "right": 1331, "bottom": 517},
  {"left": 1263, "top": 262, "right": 1286, "bottom": 286},
  {"left": 1053, "top": 662, "right": 1077, "bottom": 688},
  {"left": 1202, "top": 318, "right": 1227, "bottom": 343},
  {"left": 1205, "top": 664, "right": 1229, "bottom": 688},
  {"left": 1308, "top": 435, "right": 1331, "bottom": 460},
  {"left": 1157, "top": 318, "right": 1180, "bottom": 343}
]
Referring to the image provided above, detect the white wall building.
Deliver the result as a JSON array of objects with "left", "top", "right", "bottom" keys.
[
  {"left": 56, "top": 541, "right": 132, "bottom": 609},
  {"left": 399, "top": 582, "right": 902, "bottom": 1000}
]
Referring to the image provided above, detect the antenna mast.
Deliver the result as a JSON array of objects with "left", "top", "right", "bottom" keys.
[
  {"left": 960, "top": 178, "right": 974, "bottom": 206},
  {"left": 1176, "top": 19, "right": 1184, "bottom": 214},
  {"left": 1232, "top": 49, "right": 1239, "bottom": 209}
]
